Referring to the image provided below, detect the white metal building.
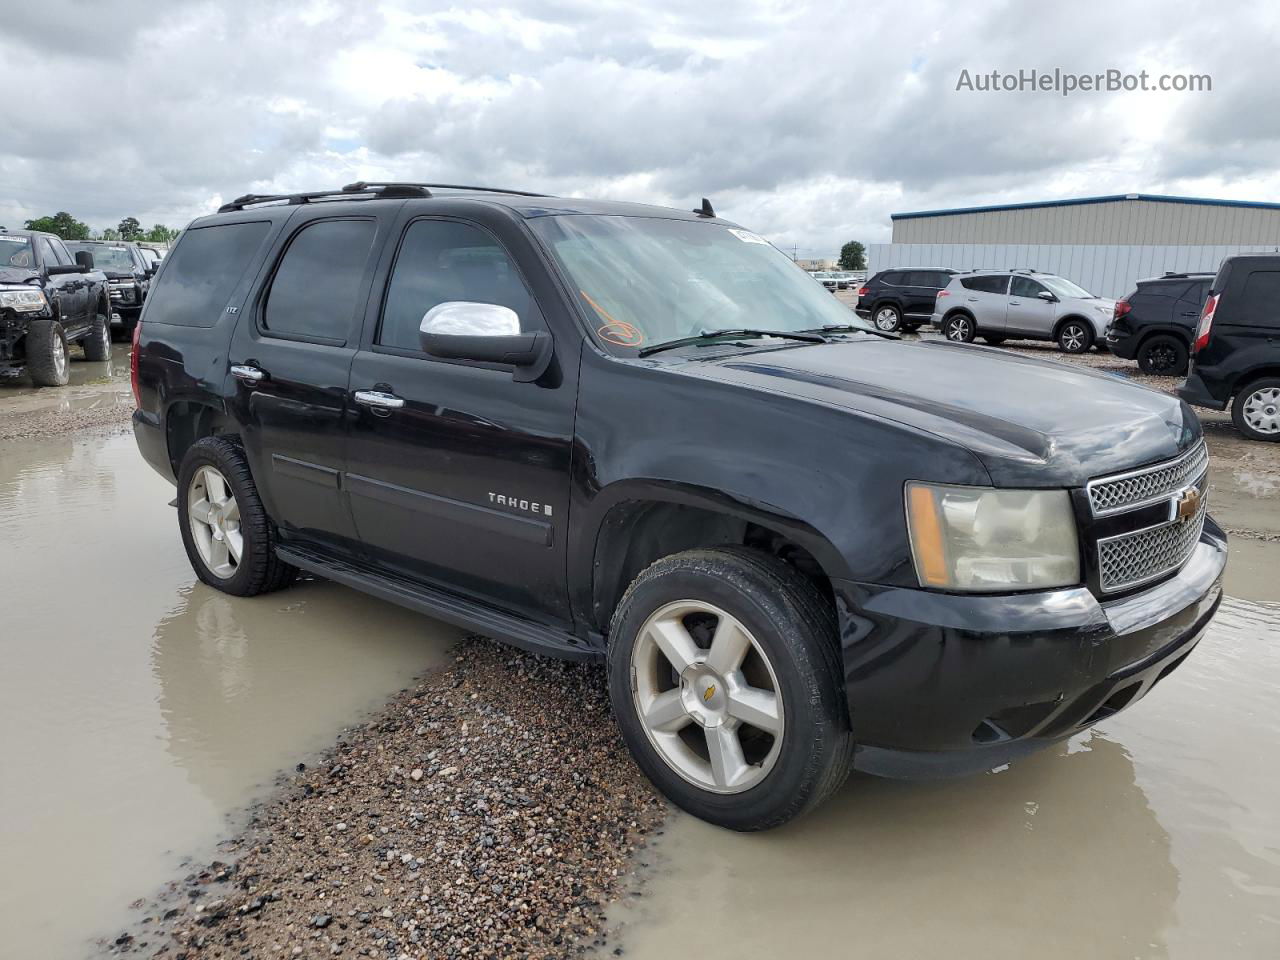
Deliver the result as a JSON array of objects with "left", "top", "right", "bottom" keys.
[{"left": 870, "top": 194, "right": 1280, "bottom": 299}]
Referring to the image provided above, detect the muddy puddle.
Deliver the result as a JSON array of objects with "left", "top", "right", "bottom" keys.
[
  {"left": 603, "top": 595, "right": 1280, "bottom": 960},
  {"left": 0, "top": 431, "right": 463, "bottom": 958}
]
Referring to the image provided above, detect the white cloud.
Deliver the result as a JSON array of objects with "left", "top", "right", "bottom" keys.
[{"left": 0, "top": 0, "right": 1273, "bottom": 256}]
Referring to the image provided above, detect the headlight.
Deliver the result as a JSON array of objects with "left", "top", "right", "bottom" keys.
[
  {"left": 905, "top": 482, "right": 1080, "bottom": 592},
  {"left": 0, "top": 288, "right": 48, "bottom": 313}
]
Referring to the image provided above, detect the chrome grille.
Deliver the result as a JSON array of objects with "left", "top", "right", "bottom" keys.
[
  {"left": 1097, "top": 488, "right": 1208, "bottom": 592},
  {"left": 1087, "top": 442, "right": 1208, "bottom": 517}
]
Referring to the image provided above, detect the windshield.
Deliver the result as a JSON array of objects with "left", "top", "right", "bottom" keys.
[
  {"left": 1040, "top": 275, "right": 1093, "bottom": 299},
  {"left": 529, "top": 216, "right": 868, "bottom": 352},
  {"left": 67, "top": 243, "right": 134, "bottom": 272},
  {"left": 0, "top": 235, "right": 35, "bottom": 269}
]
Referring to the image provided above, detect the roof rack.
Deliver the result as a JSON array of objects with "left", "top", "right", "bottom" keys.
[
  {"left": 1008, "top": 267, "right": 1040, "bottom": 273},
  {"left": 341, "top": 181, "right": 550, "bottom": 198},
  {"left": 216, "top": 186, "right": 421, "bottom": 214}
]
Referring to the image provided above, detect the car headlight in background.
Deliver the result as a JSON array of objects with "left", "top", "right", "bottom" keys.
[
  {"left": 905, "top": 482, "right": 1080, "bottom": 592},
  {"left": 0, "top": 288, "right": 49, "bottom": 313}
]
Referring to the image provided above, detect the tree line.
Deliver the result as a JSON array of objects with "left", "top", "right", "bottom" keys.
[{"left": 20, "top": 211, "right": 179, "bottom": 245}]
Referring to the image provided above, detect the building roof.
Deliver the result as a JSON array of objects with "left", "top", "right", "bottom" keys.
[{"left": 891, "top": 193, "right": 1280, "bottom": 221}]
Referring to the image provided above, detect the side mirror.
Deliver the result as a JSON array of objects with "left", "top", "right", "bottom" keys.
[
  {"left": 1036, "top": 290, "right": 1057, "bottom": 302},
  {"left": 418, "top": 302, "right": 552, "bottom": 383},
  {"left": 74, "top": 251, "right": 94, "bottom": 271}
]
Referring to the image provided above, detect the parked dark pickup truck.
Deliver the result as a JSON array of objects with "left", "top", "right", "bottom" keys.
[
  {"left": 65, "top": 239, "right": 157, "bottom": 335},
  {"left": 1, "top": 229, "right": 111, "bottom": 385},
  {"left": 132, "top": 183, "right": 1226, "bottom": 830}
]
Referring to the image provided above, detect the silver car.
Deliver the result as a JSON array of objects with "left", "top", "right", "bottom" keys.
[{"left": 931, "top": 270, "right": 1116, "bottom": 353}]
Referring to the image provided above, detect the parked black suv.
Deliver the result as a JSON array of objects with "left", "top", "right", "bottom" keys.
[
  {"left": 1179, "top": 254, "right": 1280, "bottom": 441},
  {"left": 1108, "top": 272, "right": 1213, "bottom": 376},
  {"left": 65, "top": 239, "right": 157, "bottom": 335},
  {"left": 1, "top": 229, "right": 111, "bottom": 385},
  {"left": 132, "top": 183, "right": 1226, "bottom": 830},
  {"left": 855, "top": 268, "right": 956, "bottom": 332}
]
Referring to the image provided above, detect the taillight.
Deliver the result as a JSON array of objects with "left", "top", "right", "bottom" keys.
[
  {"left": 857, "top": 286, "right": 869, "bottom": 297},
  {"left": 130, "top": 321, "right": 142, "bottom": 407},
  {"left": 1114, "top": 298, "right": 1131, "bottom": 319},
  {"left": 1194, "top": 294, "right": 1217, "bottom": 353},
  {"left": 936, "top": 290, "right": 950, "bottom": 300}
]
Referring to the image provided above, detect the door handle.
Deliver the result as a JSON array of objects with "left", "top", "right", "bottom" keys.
[
  {"left": 231, "top": 364, "right": 266, "bottom": 383},
  {"left": 353, "top": 390, "right": 405, "bottom": 410},
  {"left": 1009, "top": 300, "right": 1022, "bottom": 305},
  {"left": 967, "top": 297, "right": 979, "bottom": 302}
]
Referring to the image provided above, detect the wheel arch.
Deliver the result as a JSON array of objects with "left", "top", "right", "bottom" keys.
[
  {"left": 1053, "top": 313, "right": 1094, "bottom": 338},
  {"left": 165, "top": 400, "right": 238, "bottom": 477},
  {"left": 583, "top": 480, "right": 846, "bottom": 637},
  {"left": 1232, "top": 366, "right": 1280, "bottom": 399},
  {"left": 1135, "top": 326, "right": 1191, "bottom": 350}
]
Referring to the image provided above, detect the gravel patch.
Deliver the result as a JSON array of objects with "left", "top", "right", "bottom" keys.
[
  {"left": 104, "top": 640, "right": 665, "bottom": 960},
  {"left": 0, "top": 392, "right": 133, "bottom": 441}
]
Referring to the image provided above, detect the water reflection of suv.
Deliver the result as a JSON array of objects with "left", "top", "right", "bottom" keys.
[
  {"left": 933, "top": 270, "right": 1116, "bottom": 352},
  {"left": 132, "top": 182, "right": 1225, "bottom": 831}
]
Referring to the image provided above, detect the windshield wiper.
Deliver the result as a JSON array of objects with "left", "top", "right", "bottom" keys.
[
  {"left": 801, "top": 323, "right": 900, "bottom": 341},
  {"left": 637, "top": 328, "right": 827, "bottom": 358}
]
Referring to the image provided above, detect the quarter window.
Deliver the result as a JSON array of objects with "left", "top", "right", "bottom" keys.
[
  {"left": 1239, "top": 271, "right": 1280, "bottom": 328},
  {"left": 145, "top": 221, "right": 271, "bottom": 327},
  {"left": 263, "top": 219, "right": 377, "bottom": 342},
  {"left": 378, "top": 219, "right": 538, "bottom": 352}
]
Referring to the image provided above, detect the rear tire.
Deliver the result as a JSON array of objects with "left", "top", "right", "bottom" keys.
[
  {"left": 607, "top": 546, "right": 852, "bottom": 831},
  {"left": 82, "top": 309, "right": 112, "bottom": 362},
  {"left": 177, "top": 436, "right": 298, "bottom": 596},
  {"left": 1136, "top": 334, "right": 1188, "bottom": 376},
  {"left": 25, "top": 319, "right": 69, "bottom": 387},
  {"left": 944, "top": 313, "right": 976, "bottom": 343},
  {"left": 872, "top": 304, "right": 902, "bottom": 333},
  {"left": 1057, "top": 319, "right": 1093, "bottom": 353},
  {"left": 982, "top": 335, "right": 1006, "bottom": 346},
  {"left": 1232, "top": 378, "right": 1280, "bottom": 442}
]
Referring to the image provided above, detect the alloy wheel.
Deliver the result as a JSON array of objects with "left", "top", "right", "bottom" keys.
[
  {"left": 1148, "top": 343, "right": 1178, "bottom": 372},
  {"left": 630, "top": 600, "right": 785, "bottom": 794},
  {"left": 947, "top": 316, "right": 971, "bottom": 341},
  {"left": 1242, "top": 387, "right": 1280, "bottom": 435},
  {"left": 1061, "top": 323, "right": 1088, "bottom": 352},
  {"left": 51, "top": 332, "right": 67, "bottom": 379},
  {"left": 187, "top": 465, "right": 243, "bottom": 579},
  {"left": 874, "top": 308, "right": 899, "bottom": 331}
]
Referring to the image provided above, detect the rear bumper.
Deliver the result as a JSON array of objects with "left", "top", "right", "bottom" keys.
[
  {"left": 1178, "top": 371, "right": 1229, "bottom": 411},
  {"left": 832, "top": 518, "right": 1227, "bottom": 779},
  {"left": 1106, "top": 329, "right": 1139, "bottom": 359},
  {"left": 133, "top": 409, "right": 176, "bottom": 484}
]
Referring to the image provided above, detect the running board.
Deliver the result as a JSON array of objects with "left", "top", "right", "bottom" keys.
[{"left": 275, "top": 544, "right": 599, "bottom": 662}]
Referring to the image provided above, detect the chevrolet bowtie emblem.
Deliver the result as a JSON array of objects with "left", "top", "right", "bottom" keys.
[
  {"left": 703, "top": 684, "right": 717, "bottom": 703},
  {"left": 1175, "top": 486, "right": 1202, "bottom": 523}
]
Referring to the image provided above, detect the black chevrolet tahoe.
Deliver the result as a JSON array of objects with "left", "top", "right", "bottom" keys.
[
  {"left": 64, "top": 239, "right": 156, "bottom": 335},
  {"left": 131, "top": 183, "right": 1227, "bottom": 831},
  {"left": 1107, "top": 272, "right": 1213, "bottom": 376},
  {"left": 1, "top": 229, "right": 111, "bottom": 385},
  {"left": 1179, "top": 254, "right": 1280, "bottom": 442}
]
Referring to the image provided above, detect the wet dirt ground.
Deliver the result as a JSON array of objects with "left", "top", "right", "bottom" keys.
[
  {"left": 2, "top": 327, "right": 1278, "bottom": 958},
  {"left": 0, "top": 430, "right": 463, "bottom": 958}
]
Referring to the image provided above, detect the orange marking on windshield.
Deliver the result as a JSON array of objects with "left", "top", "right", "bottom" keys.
[{"left": 580, "top": 289, "right": 645, "bottom": 347}]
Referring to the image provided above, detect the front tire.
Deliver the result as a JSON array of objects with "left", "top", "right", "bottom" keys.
[
  {"left": 82, "top": 308, "right": 112, "bottom": 362},
  {"left": 25, "top": 319, "right": 69, "bottom": 386},
  {"left": 944, "top": 312, "right": 976, "bottom": 343},
  {"left": 1232, "top": 378, "right": 1280, "bottom": 442},
  {"left": 607, "top": 547, "right": 852, "bottom": 831},
  {"left": 177, "top": 436, "right": 298, "bottom": 596},
  {"left": 1057, "top": 319, "right": 1093, "bottom": 353},
  {"left": 982, "top": 335, "right": 1006, "bottom": 346},
  {"left": 1136, "top": 334, "right": 1188, "bottom": 376},
  {"left": 872, "top": 304, "right": 903, "bottom": 333}
]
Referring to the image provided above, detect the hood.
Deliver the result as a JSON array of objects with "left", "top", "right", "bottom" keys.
[
  {"left": 681, "top": 338, "right": 1201, "bottom": 486},
  {"left": 0, "top": 266, "right": 38, "bottom": 286}
]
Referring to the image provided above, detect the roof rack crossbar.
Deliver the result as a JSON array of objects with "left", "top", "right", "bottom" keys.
[{"left": 342, "top": 181, "right": 549, "bottom": 198}]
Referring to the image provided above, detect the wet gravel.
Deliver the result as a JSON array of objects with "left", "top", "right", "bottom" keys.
[
  {"left": 104, "top": 641, "right": 665, "bottom": 960},
  {"left": 0, "top": 392, "right": 133, "bottom": 441}
]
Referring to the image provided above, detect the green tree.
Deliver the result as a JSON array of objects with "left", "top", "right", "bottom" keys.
[
  {"left": 23, "top": 211, "right": 91, "bottom": 240},
  {"left": 838, "top": 240, "right": 866, "bottom": 271},
  {"left": 118, "top": 217, "right": 143, "bottom": 240},
  {"left": 143, "top": 224, "right": 179, "bottom": 244},
  {"left": 98, "top": 227, "right": 121, "bottom": 240}
]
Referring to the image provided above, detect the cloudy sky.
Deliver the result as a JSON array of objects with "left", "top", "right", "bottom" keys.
[{"left": 1, "top": 0, "right": 1275, "bottom": 256}]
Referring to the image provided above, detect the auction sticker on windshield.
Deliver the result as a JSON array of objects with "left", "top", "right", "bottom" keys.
[{"left": 727, "top": 228, "right": 768, "bottom": 244}]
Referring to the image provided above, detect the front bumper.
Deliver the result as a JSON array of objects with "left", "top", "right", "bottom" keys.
[{"left": 832, "top": 518, "right": 1227, "bottom": 778}]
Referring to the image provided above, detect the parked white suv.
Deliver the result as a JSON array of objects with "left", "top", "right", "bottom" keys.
[{"left": 932, "top": 270, "right": 1116, "bottom": 353}]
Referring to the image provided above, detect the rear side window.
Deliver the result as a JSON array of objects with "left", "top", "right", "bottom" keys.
[
  {"left": 961, "top": 275, "right": 1009, "bottom": 295},
  {"left": 263, "top": 219, "right": 378, "bottom": 343},
  {"left": 145, "top": 222, "right": 271, "bottom": 327},
  {"left": 378, "top": 219, "right": 538, "bottom": 352},
  {"left": 881, "top": 272, "right": 905, "bottom": 286},
  {"left": 1238, "top": 271, "right": 1280, "bottom": 327}
]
